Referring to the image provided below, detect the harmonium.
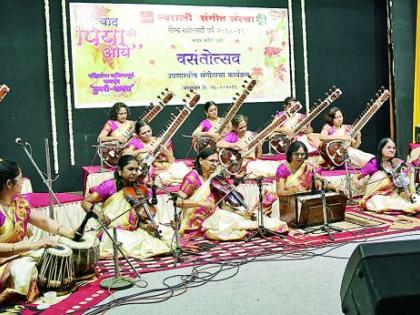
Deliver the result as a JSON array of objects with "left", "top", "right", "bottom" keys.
[{"left": 279, "top": 191, "right": 347, "bottom": 228}]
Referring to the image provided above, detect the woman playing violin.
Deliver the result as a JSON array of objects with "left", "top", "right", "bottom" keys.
[
  {"left": 81, "top": 155, "right": 171, "bottom": 260},
  {"left": 355, "top": 138, "right": 420, "bottom": 213},
  {"left": 123, "top": 120, "right": 189, "bottom": 185},
  {"left": 177, "top": 148, "right": 288, "bottom": 240},
  {"left": 192, "top": 101, "right": 223, "bottom": 145},
  {"left": 320, "top": 107, "right": 374, "bottom": 168},
  {"left": 0, "top": 160, "right": 75, "bottom": 304},
  {"left": 97, "top": 102, "right": 135, "bottom": 144}
]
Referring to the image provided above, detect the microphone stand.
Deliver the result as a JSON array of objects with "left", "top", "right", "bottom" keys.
[
  {"left": 169, "top": 192, "right": 200, "bottom": 267},
  {"left": 304, "top": 181, "right": 341, "bottom": 241},
  {"left": 245, "top": 177, "right": 285, "bottom": 242},
  {"left": 343, "top": 147, "right": 358, "bottom": 205},
  {"left": 18, "top": 138, "right": 61, "bottom": 221},
  {"left": 92, "top": 212, "right": 143, "bottom": 290}
]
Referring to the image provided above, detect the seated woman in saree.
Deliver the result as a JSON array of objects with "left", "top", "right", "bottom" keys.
[
  {"left": 177, "top": 147, "right": 288, "bottom": 241},
  {"left": 216, "top": 114, "right": 280, "bottom": 178},
  {"left": 355, "top": 138, "right": 420, "bottom": 213},
  {"left": 81, "top": 155, "right": 172, "bottom": 260},
  {"left": 0, "top": 160, "right": 75, "bottom": 304},
  {"left": 123, "top": 119, "right": 190, "bottom": 186},
  {"left": 191, "top": 101, "right": 224, "bottom": 151},
  {"left": 274, "top": 96, "right": 319, "bottom": 153},
  {"left": 320, "top": 107, "right": 374, "bottom": 168},
  {"left": 276, "top": 141, "right": 338, "bottom": 197},
  {"left": 97, "top": 102, "right": 135, "bottom": 144}
]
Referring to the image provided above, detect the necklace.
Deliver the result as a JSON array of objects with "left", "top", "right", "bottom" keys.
[{"left": 0, "top": 200, "right": 15, "bottom": 225}]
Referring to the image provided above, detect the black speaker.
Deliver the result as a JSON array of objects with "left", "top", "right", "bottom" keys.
[{"left": 340, "top": 239, "right": 420, "bottom": 315}]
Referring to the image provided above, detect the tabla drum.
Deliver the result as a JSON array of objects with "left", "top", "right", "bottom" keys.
[
  {"left": 37, "top": 244, "right": 75, "bottom": 292},
  {"left": 59, "top": 233, "right": 100, "bottom": 280}
]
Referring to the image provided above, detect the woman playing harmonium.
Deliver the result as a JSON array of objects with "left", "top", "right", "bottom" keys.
[
  {"left": 355, "top": 138, "right": 420, "bottom": 213},
  {"left": 177, "top": 147, "right": 288, "bottom": 241},
  {"left": 123, "top": 119, "right": 190, "bottom": 185},
  {"left": 191, "top": 101, "right": 223, "bottom": 150},
  {"left": 97, "top": 102, "right": 135, "bottom": 144},
  {"left": 320, "top": 107, "right": 374, "bottom": 168},
  {"left": 275, "top": 141, "right": 339, "bottom": 196},
  {"left": 0, "top": 160, "right": 75, "bottom": 304},
  {"left": 81, "top": 155, "right": 172, "bottom": 260},
  {"left": 274, "top": 96, "right": 319, "bottom": 153},
  {"left": 216, "top": 114, "right": 280, "bottom": 177}
]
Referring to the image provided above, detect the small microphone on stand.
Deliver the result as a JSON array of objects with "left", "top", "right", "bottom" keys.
[
  {"left": 151, "top": 176, "right": 158, "bottom": 205},
  {"left": 15, "top": 137, "right": 29, "bottom": 146},
  {"left": 233, "top": 174, "right": 246, "bottom": 186},
  {"left": 74, "top": 210, "right": 98, "bottom": 242},
  {"left": 311, "top": 167, "right": 317, "bottom": 193}
]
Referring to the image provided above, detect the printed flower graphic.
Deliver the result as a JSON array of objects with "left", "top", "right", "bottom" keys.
[
  {"left": 264, "top": 46, "right": 282, "bottom": 57},
  {"left": 251, "top": 67, "right": 264, "bottom": 77},
  {"left": 274, "top": 65, "right": 287, "bottom": 81}
]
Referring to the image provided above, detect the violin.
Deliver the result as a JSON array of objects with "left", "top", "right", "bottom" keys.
[
  {"left": 382, "top": 158, "right": 416, "bottom": 203},
  {"left": 123, "top": 184, "right": 161, "bottom": 238},
  {"left": 210, "top": 175, "right": 256, "bottom": 220}
]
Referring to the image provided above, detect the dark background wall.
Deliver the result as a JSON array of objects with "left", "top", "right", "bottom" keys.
[{"left": 0, "top": 0, "right": 413, "bottom": 192}]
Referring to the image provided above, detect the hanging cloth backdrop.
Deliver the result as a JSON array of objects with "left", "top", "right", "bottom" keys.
[{"left": 69, "top": 3, "right": 291, "bottom": 108}]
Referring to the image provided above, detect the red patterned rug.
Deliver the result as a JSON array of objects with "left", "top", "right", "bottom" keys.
[{"left": 21, "top": 206, "right": 420, "bottom": 314}]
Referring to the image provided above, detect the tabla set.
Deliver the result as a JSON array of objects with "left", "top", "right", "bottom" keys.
[{"left": 37, "top": 233, "right": 100, "bottom": 293}]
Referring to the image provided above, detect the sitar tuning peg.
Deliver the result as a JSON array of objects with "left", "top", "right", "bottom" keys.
[
  {"left": 189, "top": 89, "right": 194, "bottom": 93},
  {"left": 380, "top": 85, "right": 385, "bottom": 90},
  {"left": 332, "top": 85, "right": 336, "bottom": 89},
  {"left": 182, "top": 98, "right": 187, "bottom": 103},
  {"left": 185, "top": 93, "right": 190, "bottom": 98},
  {"left": 157, "top": 95, "right": 161, "bottom": 99},
  {"left": 375, "top": 93, "right": 380, "bottom": 97},
  {"left": 370, "top": 99, "right": 374, "bottom": 103},
  {"left": 165, "top": 88, "right": 169, "bottom": 92},
  {"left": 236, "top": 92, "right": 240, "bottom": 96},
  {"left": 244, "top": 79, "right": 249, "bottom": 83},
  {"left": 150, "top": 102, "right": 154, "bottom": 106},
  {"left": 233, "top": 97, "right": 237, "bottom": 101}
]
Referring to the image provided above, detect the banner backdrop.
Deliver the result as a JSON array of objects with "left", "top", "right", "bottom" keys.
[{"left": 69, "top": 3, "right": 290, "bottom": 108}]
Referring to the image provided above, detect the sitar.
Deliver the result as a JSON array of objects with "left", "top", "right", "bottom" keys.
[
  {"left": 193, "top": 78, "right": 257, "bottom": 152},
  {"left": 320, "top": 87, "right": 390, "bottom": 167},
  {"left": 99, "top": 89, "right": 174, "bottom": 168},
  {"left": 139, "top": 90, "right": 200, "bottom": 173},
  {"left": 219, "top": 101, "right": 302, "bottom": 175},
  {"left": 140, "top": 88, "right": 175, "bottom": 123},
  {"left": 271, "top": 86, "right": 342, "bottom": 154}
]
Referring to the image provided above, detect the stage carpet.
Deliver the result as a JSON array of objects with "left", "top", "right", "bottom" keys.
[{"left": 21, "top": 205, "right": 420, "bottom": 314}]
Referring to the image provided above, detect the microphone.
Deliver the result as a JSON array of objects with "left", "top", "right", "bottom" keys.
[
  {"left": 15, "top": 137, "right": 29, "bottom": 146},
  {"left": 73, "top": 210, "right": 98, "bottom": 242},
  {"left": 233, "top": 174, "right": 246, "bottom": 186},
  {"left": 151, "top": 177, "right": 158, "bottom": 205},
  {"left": 311, "top": 167, "right": 316, "bottom": 193}
]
